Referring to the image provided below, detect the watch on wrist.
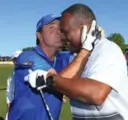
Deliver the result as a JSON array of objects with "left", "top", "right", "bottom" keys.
[{"left": 46, "top": 75, "right": 54, "bottom": 88}]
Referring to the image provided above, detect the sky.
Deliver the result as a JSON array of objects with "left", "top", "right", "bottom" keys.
[{"left": 0, "top": 0, "right": 128, "bottom": 56}]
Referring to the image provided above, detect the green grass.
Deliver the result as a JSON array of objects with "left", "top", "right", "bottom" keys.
[
  {"left": 0, "top": 64, "right": 13, "bottom": 88},
  {"left": 0, "top": 90, "right": 7, "bottom": 118},
  {"left": 0, "top": 64, "right": 71, "bottom": 120},
  {"left": 59, "top": 100, "right": 72, "bottom": 120},
  {"left": 0, "top": 64, "right": 13, "bottom": 119}
]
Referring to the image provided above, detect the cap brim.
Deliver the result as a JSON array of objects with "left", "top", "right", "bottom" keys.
[{"left": 49, "top": 16, "right": 60, "bottom": 24}]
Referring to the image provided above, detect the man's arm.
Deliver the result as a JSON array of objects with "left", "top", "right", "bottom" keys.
[
  {"left": 53, "top": 75, "right": 111, "bottom": 105},
  {"left": 59, "top": 49, "right": 90, "bottom": 78}
]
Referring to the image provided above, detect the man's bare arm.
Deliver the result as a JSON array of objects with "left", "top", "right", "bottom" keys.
[
  {"left": 53, "top": 75, "right": 111, "bottom": 105},
  {"left": 59, "top": 49, "right": 90, "bottom": 78}
]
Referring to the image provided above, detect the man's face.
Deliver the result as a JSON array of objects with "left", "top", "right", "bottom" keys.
[
  {"left": 60, "top": 13, "right": 82, "bottom": 52},
  {"left": 40, "top": 20, "right": 62, "bottom": 48}
]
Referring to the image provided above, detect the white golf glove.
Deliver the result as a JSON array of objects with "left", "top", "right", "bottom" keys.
[
  {"left": 24, "top": 69, "right": 48, "bottom": 90},
  {"left": 81, "top": 20, "right": 101, "bottom": 51}
]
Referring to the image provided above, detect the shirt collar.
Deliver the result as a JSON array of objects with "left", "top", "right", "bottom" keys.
[{"left": 34, "top": 45, "right": 49, "bottom": 61}]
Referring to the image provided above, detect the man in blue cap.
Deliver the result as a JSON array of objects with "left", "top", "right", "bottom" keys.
[{"left": 8, "top": 14, "right": 70, "bottom": 120}]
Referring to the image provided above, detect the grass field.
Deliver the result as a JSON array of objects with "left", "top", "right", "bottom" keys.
[{"left": 0, "top": 64, "right": 71, "bottom": 120}]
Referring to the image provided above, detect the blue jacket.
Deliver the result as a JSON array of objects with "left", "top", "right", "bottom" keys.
[{"left": 8, "top": 46, "right": 70, "bottom": 120}]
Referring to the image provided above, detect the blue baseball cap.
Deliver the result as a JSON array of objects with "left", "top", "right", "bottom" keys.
[{"left": 36, "top": 14, "right": 60, "bottom": 32}]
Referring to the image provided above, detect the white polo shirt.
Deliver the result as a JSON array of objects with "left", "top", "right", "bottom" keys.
[{"left": 70, "top": 39, "right": 128, "bottom": 120}]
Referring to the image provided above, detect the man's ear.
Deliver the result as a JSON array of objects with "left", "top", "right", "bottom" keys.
[{"left": 36, "top": 32, "right": 42, "bottom": 41}]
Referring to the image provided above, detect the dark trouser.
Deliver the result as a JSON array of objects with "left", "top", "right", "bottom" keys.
[{"left": 73, "top": 114, "right": 124, "bottom": 120}]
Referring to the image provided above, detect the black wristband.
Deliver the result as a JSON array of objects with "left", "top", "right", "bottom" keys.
[{"left": 46, "top": 75, "right": 54, "bottom": 88}]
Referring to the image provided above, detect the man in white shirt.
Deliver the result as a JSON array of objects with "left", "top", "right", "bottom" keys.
[{"left": 26, "top": 3, "right": 128, "bottom": 120}]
